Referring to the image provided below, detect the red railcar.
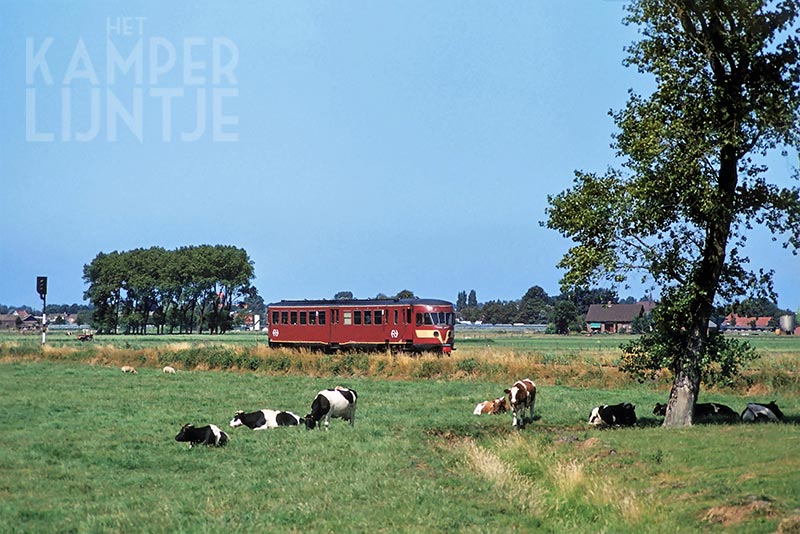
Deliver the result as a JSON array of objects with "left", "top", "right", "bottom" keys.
[{"left": 267, "top": 298, "right": 455, "bottom": 354}]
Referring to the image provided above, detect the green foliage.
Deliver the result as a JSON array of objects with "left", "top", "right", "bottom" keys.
[
  {"left": 621, "top": 326, "right": 759, "bottom": 388},
  {"left": 629, "top": 312, "right": 652, "bottom": 335},
  {"left": 456, "top": 357, "right": 479, "bottom": 374},
  {"left": 553, "top": 300, "right": 579, "bottom": 335},
  {"left": 545, "top": 1, "right": 800, "bottom": 423},
  {"left": 83, "top": 245, "right": 255, "bottom": 335}
]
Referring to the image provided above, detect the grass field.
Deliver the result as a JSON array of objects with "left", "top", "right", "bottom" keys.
[{"left": 1, "top": 341, "right": 799, "bottom": 532}]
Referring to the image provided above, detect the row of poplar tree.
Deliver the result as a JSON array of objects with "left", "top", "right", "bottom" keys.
[{"left": 83, "top": 245, "right": 254, "bottom": 334}]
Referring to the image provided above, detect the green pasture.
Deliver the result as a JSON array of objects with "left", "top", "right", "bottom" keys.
[
  {"left": 1, "top": 361, "right": 798, "bottom": 533},
  {"left": 5, "top": 329, "right": 800, "bottom": 356}
]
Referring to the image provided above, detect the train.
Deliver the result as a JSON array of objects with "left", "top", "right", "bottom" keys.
[{"left": 266, "top": 298, "right": 455, "bottom": 354}]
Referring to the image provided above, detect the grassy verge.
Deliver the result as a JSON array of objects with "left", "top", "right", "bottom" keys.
[
  {"left": 2, "top": 331, "right": 799, "bottom": 396},
  {"left": 0, "top": 361, "right": 798, "bottom": 532}
]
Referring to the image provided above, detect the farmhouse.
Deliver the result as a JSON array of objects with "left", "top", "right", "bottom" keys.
[
  {"left": 721, "top": 314, "right": 772, "bottom": 332},
  {"left": 0, "top": 310, "right": 40, "bottom": 331},
  {"left": 0, "top": 314, "right": 19, "bottom": 331},
  {"left": 585, "top": 301, "right": 656, "bottom": 334}
]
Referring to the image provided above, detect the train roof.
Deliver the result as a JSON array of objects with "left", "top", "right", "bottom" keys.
[{"left": 267, "top": 298, "right": 453, "bottom": 308}]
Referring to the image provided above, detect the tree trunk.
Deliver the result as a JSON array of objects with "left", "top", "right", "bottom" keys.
[{"left": 663, "top": 365, "right": 700, "bottom": 427}]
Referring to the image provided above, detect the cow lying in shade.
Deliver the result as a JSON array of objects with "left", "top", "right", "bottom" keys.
[
  {"left": 589, "top": 403, "right": 637, "bottom": 427},
  {"left": 504, "top": 378, "right": 536, "bottom": 428},
  {"left": 741, "top": 401, "right": 784, "bottom": 423},
  {"left": 305, "top": 386, "right": 358, "bottom": 430},
  {"left": 175, "top": 424, "right": 229, "bottom": 447},
  {"left": 653, "top": 402, "right": 738, "bottom": 421},
  {"left": 473, "top": 397, "right": 510, "bottom": 415},
  {"left": 229, "top": 409, "right": 303, "bottom": 430}
]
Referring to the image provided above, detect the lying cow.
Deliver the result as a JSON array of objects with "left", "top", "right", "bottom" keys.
[
  {"left": 741, "top": 401, "right": 784, "bottom": 423},
  {"left": 473, "top": 397, "right": 510, "bottom": 415},
  {"left": 504, "top": 378, "right": 536, "bottom": 428},
  {"left": 174, "top": 424, "right": 229, "bottom": 447},
  {"left": 229, "top": 409, "right": 303, "bottom": 430},
  {"left": 589, "top": 403, "right": 637, "bottom": 427},
  {"left": 653, "top": 402, "right": 738, "bottom": 421},
  {"left": 305, "top": 386, "right": 358, "bottom": 430}
]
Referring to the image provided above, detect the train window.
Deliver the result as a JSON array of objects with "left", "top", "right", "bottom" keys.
[
  {"left": 354, "top": 311, "right": 362, "bottom": 325},
  {"left": 281, "top": 311, "right": 288, "bottom": 325},
  {"left": 309, "top": 311, "right": 316, "bottom": 325},
  {"left": 375, "top": 310, "right": 382, "bottom": 325},
  {"left": 343, "top": 311, "right": 352, "bottom": 325},
  {"left": 416, "top": 313, "right": 423, "bottom": 326},
  {"left": 290, "top": 311, "right": 298, "bottom": 325},
  {"left": 364, "top": 311, "right": 372, "bottom": 325},
  {"left": 333, "top": 309, "right": 339, "bottom": 324},
  {"left": 393, "top": 310, "right": 398, "bottom": 325},
  {"left": 406, "top": 309, "right": 412, "bottom": 324},
  {"left": 319, "top": 311, "right": 326, "bottom": 325},
  {"left": 272, "top": 311, "right": 279, "bottom": 325},
  {"left": 300, "top": 311, "right": 307, "bottom": 325}
]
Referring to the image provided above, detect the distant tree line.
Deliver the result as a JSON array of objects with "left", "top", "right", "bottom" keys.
[
  {"left": 454, "top": 287, "right": 792, "bottom": 335},
  {"left": 456, "top": 286, "right": 621, "bottom": 333},
  {"left": 83, "top": 245, "right": 254, "bottom": 334}
]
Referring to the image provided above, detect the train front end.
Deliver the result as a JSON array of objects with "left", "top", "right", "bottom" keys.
[{"left": 411, "top": 300, "right": 456, "bottom": 354}]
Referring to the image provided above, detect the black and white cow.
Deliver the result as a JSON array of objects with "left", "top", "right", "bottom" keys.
[
  {"left": 741, "top": 401, "right": 784, "bottom": 423},
  {"left": 504, "top": 378, "right": 536, "bottom": 428},
  {"left": 305, "top": 386, "right": 358, "bottom": 430},
  {"left": 589, "top": 403, "right": 637, "bottom": 427},
  {"left": 229, "top": 409, "right": 303, "bottom": 430},
  {"left": 174, "top": 424, "right": 229, "bottom": 447},
  {"left": 653, "top": 402, "right": 738, "bottom": 421}
]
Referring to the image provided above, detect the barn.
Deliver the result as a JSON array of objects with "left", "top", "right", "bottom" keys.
[{"left": 585, "top": 301, "right": 656, "bottom": 334}]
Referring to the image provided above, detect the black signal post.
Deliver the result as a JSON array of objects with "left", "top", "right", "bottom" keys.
[{"left": 37, "top": 276, "right": 47, "bottom": 346}]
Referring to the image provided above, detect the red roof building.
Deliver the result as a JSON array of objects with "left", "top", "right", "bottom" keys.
[{"left": 722, "top": 314, "right": 772, "bottom": 331}]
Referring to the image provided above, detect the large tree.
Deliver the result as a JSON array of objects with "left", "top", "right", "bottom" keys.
[{"left": 545, "top": 1, "right": 800, "bottom": 427}]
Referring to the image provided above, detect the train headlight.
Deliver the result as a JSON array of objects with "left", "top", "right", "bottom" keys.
[{"left": 434, "top": 331, "right": 440, "bottom": 338}]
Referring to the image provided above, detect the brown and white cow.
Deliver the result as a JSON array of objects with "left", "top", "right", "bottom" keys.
[
  {"left": 473, "top": 397, "right": 510, "bottom": 415},
  {"left": 504, "top": 378, "right": 536, "bottom": 428}
]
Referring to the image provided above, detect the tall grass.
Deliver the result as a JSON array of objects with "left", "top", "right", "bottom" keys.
[{"left": 3, "top": 331, "right": 799, "bottom": 395}]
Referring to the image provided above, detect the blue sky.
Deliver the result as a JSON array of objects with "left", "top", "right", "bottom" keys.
[{"left": 1, "top": 2, "right": 798, "bottom": 311}]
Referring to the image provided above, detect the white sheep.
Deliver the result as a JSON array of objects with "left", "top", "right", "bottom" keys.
[
  {"left": 121, "top": 366, "right": 138, "bottom": 374},
  {"left": 162, "top": 366, "right": 176, "bottom": 374}
]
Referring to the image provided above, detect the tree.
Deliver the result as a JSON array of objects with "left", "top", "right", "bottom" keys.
[
  {"left": 395, "top": 289, "right": 415, "bottom": 299},
  {"left": 517, "top": 285, "right": 553, "bottom": 324},
  {"left": 552, "top": 300, "right": 578, "bottom": 335},
  {"left": 456, "top": 291, "right": 467, "bottom": 311},
  {"left": 560, "top": 287, "right": 618, "bottom": 317},
  {"left": 335, "top": 291, "right": 354, "bottom": 300},
  {"left": 545, "top": 1, "right": 800, "bottom": 427},
  {"left": 83, "top": 245, "right": 254, "bottom": 335},
  {"left": 467, "top": 290, "right": 478, "bottom": 308}
]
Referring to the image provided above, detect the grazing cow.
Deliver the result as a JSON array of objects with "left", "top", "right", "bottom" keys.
[
  {"left": 229, "top": 409, "right": 303, "bottom": 429},
  {"left": 121, "top": 366, "right": 138, "bottom": 374},
  {"left": 473, "top": 397, "right": 510, "bottom": 415},
  {"left": 174, "top": 424, "right": 229, "bottom": 447},
  {"left": 589, "top": 403, "right": 637, "bottom": 427},
  {"left": 653, "top": 402, "right": 738, "bottom": 420},
  {"left": 504, "top": 378, "right": 536, "bottom": 428},
  {"left": 305, "top": 386, "right": 358, "bottom": 430},
  {"left": 162, "top": 366, "right": 176, "bottom": 374},
  {"left": 741, "top": 401, "right": 784, "bottom": 423}
]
